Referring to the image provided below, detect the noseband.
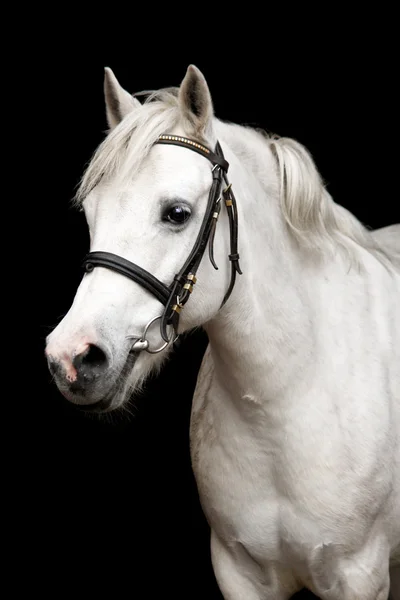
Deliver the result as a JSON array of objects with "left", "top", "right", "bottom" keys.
[{"left": 82, "top": 134, "right": 242, "bottom": 353}]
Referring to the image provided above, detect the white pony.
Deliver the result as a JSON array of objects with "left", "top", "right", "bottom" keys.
[{"left": 45, "top": 65, "right": 400, "bottom": 599}]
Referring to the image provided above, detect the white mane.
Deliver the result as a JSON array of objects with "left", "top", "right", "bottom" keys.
[
  {"left": 75, "top": 87, "right": 393, "bottom": 269},
  {"left": 265, "top": 133, "right": 392, "bottom": 267}
]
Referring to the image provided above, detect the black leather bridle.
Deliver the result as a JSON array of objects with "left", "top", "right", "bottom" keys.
[{"left": 82, "top": 134, "right": 242, "bottom": 353}]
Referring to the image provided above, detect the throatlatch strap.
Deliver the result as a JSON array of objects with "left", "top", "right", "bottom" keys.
[{"left": 221, "top": 175, "right": 242, "bottom": 307}]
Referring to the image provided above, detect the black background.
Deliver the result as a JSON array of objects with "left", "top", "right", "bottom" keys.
[{"left": 18, "top": 30, "right": 398, "bottom": 598}]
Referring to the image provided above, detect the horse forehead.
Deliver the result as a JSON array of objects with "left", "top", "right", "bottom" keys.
[
  {"left": 87, "top": 144, "right": 213, "bottom": 213},
  {"left": 141, "top": 143, "right": 213, "bottom": 190}
]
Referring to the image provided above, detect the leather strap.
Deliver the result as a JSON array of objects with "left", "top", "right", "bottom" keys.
[
  {"left": 208, "top": 199, "right": 222, "bottom": 269},
  {"left": 159, "top": 163, "right": 225, "bottom": 341},
  {"left": 82, "top": 251, "right": 171, "bottom": 306},
  {"left": 157, "top": 135, "right": 229, "bottom": 172},
  {"left": 221, "top": 175, "right": 242, "bottom": 307}
]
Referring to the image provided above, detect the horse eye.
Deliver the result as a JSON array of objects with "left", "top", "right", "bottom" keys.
[{"left": 163, "top": 204, "right": 191, "bottom": 225}]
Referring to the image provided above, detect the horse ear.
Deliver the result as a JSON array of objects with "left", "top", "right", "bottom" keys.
[
  {"left": 178, "top": 65, "right": 214, "bottom": 137},
  {"left": 104, "top": 67, "right": 141, "bottom": 129}
]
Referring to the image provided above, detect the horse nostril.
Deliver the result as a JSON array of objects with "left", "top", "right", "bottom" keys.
[
  {"left": 83, "top": 344, "right": 107, "bottom": 368},
  {"left": 73, "top": 344, "right": 109, "bottom": 378}
]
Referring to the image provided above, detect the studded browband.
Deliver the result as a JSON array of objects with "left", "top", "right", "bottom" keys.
[
  {"left": 82, "top": 134, "right": 242, "bottom": 343},
  {"left": 157, "top": 135, "right": 230, "bottom": 172}
]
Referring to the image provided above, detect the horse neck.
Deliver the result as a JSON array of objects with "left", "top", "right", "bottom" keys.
[{"left": 205, "top": 124, "right": 318, "bottom": 402}]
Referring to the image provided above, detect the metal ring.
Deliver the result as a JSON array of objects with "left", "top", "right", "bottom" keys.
[
  {"left": 143, "top": 315, "right": 176, "bottom": 354},
  {"left": 128, "top": 315, "right": 178, "bottom": 354}
]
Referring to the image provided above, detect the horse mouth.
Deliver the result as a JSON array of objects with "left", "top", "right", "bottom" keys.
[{"left": 71, "top": 349, "right": 139, "bottom": 413}]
